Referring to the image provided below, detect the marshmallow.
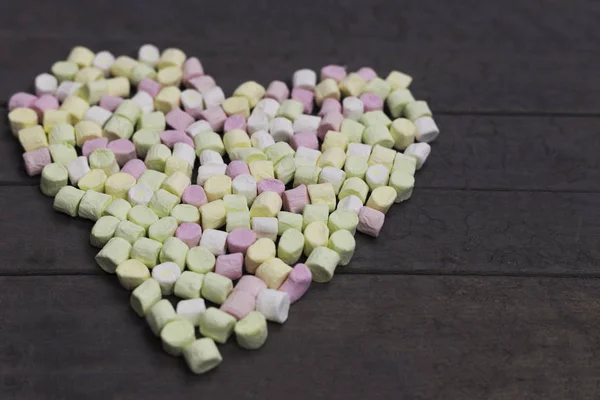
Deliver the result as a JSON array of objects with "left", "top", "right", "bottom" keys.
[
  {"left": 245, "top": 238, "right": 276, "bottom": 274},
  {"left": 291, "top": 87, "right": 314, "bottom": 113},
  {"left": 197, "top": 164, "right": 227, "bottom": 186},
  {"left": 188, "top": 75, "right": 216, "bottom": 94},
  {"left": 319, "top": 98, "right": 342, "bottom": 116},
  {"left": 386, "top": 70, "right": 413, "bottom": 90},
  {"left": 363, "top": 125, "right": 394, "bottom": 148},
  {"left": 152, "top": 261, "right": 182, "bottom": 295},
  {"left": 183, "top": 338, "right": 223, "bottom": 374},
  {"left": 363, "top": 77, "right": 392, "bottom": 100},
  {"left": 199, "top": 200, "right": 226, "bottom": 230},
  {"left": 234, "top": 275, "right": 267, "bottom": 298},
  {"left": 318, "top": 166, "right": 346, "bottom": 195},
  {"left": 357, "top": 206, "right": 385, "bottom": 237},
  {"left": 158, "top": 48, "right": 186, "bottom": 69},
  {"left": 340, "top": 73, "right": 366, "bottom": 97},
  {"left": 148, "top": 216, "right": 178, "bottom": 243},
  {"left": 138, "top": 78, "right": 162, "bottom": 100},
  {"left": 317, "top": 147, "right": 346, "bottom": 169},
  {"left": 199, "top": 229, "right": 228, "bottom": 256},
  {"left": 110, "top": 55, "right": 138, "bottom": 78},
  {"left": 170, "top": 204, "right": 201, "bottom": 224},
  {"left": 279, "top": 263, "right": 312, "bottom": 303},
  {"left": 314, "top": 78, "right": 340, "bottom": 106},
  {"left": 176, "top": 222, "right": 202, "bottom": 248},
  {"left": 177, "top": 298, "right": 206, "bottom": 326},
  {"left": 132, "top": 130, "right": 161, "bottom": 159},
  {"left": 201, "top": 273, "right": 233, "bottom": 305},
  {"left": 250, "top": 191, "right": 282, "bottom": 218},
  {"left": 342, "top": 97, "right": 364, "bottom": 121},
  {"left": 90, "top": 215, "right": 120, "bottom": 248},
  {"left": 49, "top": 144, "right": 77, "bottom": 167},
  {"left": 53, "top": 186, "right": 85, "bottom": 217},
  {"left": 215, "top": 253, "right": 244, "bottom": 280},
  {"left": 277, "top": 99, "right": 304, "bottom": 121},
  {"left": 182, "top": 185, "right": 208, "bottom": 207},
  {"left": 317, "top": 111, "right": 343, "bottom": 140},
  {"left": 131, "top": 237, "right": 162, "bottom": 267},
  {"left": 277, "top": 228, "right": 304, "bottom": 265},
  {"left": 249, "top": 160, "right": 274, "bottom": 181},
  {"left": 257, "top": 179, "right": 285, "bottom": 197},
  {"left": 35, "top": 73, "right": 58, "bottom": 96},
  {"left": 360, "top": 110, "right": 392, "bottom": 128},
  {"left": 250, "top": 130, "right": 276, "bottom": 150},
  {"left": 265, "top": 81, "right": 289, "bottom": 103},
  {"left": 148, "top": 188, "right": 180, "bottom": 218},
  {"left": 233, "top": 81, "right": 265, "bottom": 108},
  {"left": 293, "top": 69, "right": 317, "bottom": 90},
  {"left": 130, "top": 64, "right": 157, "bottom": 86},
  {"left": 328, "top": 209, "right": 359, "bottom": 234},
  {"left": 77, "top": 169, "right": 107, "bottom": 192},
  {"left": 115, "top": 218, "right": 148, "bottom": 245},
  {"left": 105, "top": 172, "right": 136, "bottom": 199},
  {"left": 183, "top": 57, "right": 204, "bottom": 84},
  {"left": 159, "top": 237, "right": 189, "bottom": 270},
  {"left": 186, "top": 246, "right": 216, "bottom": 274},
  {"left": 305, "top": 246, "right": 340, "bottom": 283},
  {"left": 360, "top": 93, "right": 384, "bottom": 112},
  {"left": 95, "top": 237, "right": 132, "bottom": 274},
  {"left": 145, "top": 299, "right": 177, "bottom": 336},
  {"left": 227, "top": 229, "right": 257, "bottom": 254},
  {"left": 127, "top": 205, "right": 159, "bottom": 230},
  {"left": 104, "top": 198, "right": 132, "bottom": 221},
  {"left": 339, "top": 177, "right": 369, "bottom": 203},
  {"left": 78, "top": 190, "right": 113, "bottom": 221},
  {"left": 56, "top": 82, "right": 83, "bottom": 103},
  {"left": 18, "top": 125, "right": 48, "bottom": 152},
  {"left": 282, "top": 184, "right": 310, "bottom": 214},
  {"left": 127, "top": 183, "right": 154, "bottom": 207},
  {"left": 173, "top": 271, "right": 204, "bottom": 299},
  {"left": 8, "top": 108, "right": 38, "bottom": 136},
  {"left": 130, "top": 278, "right": 162, "bottom": 317},
  {"left": 234, "top": 311, "right": 268, "bottom": 350},
  {"left": 40, "top": 163, "right": 68, "bottom": 197},
  {"left": 302, "top": 204, "right": 330, "bottom": 229},
  {"left": 226, "top": 211, "right": 251, "bottom": 232},
  {"left": 404, "top": 100, "right": 432, "bottom": 122},
  {"left": 181, "top": 89, "right": 204, "bottom": 118},
  {"left": 307, "top": 183, "right": 336, "bottom": 212},
  {"left": 203, "top": 175, "right": 232, "bottom": 202},
  {"left": 225, "top": 160, "right": 250, "bottom": 179},
  {"left": 414, "top": 116, "right": 440, "bottom": 143},
  {"left": 157, "top": 66, "right": 183, "bottom": 87},
  {"left": 193, "top": 131, "right": 225, "bottom": 156},
  {"left": 247, "top": 112, "right": 269, "bottom": 135},
  {"left": 269, "top": 117, "right": 293, "bottom": 142},
  {"left": 132, "top": 91, "right": 156, "bottom": 115},
  {"left": 154, "top": 86, "right": 181, "bottom": 114},
  {"left": 328, "top": 229, "right": 356, "bottom": 266},
  {"left": 322, "top": 130, "right": 349, "bottom": 152},
  {"left": 223, "top": 194, "right": 249, "bottom": 213},
  {"left": 264, "top": 142, "right": 295, "bottom": 166},
  {"left": 366, "top": 186, "right": 397, "bottom": 213},
  {"left": 220, "top": 290, "right": 256, "bottom": 320},
  {"left": 344, "top": 156, "right": 368, "bottom": 179},
  {"left": 51, "top": 60, "right": 78, "bottom": 82},
  {"left": 160, "top": 319, "right": 195, "bottom": 356},
  {"left": 199, "top": 307, "right": 236, "bottom": 344},
  {"left": 256, "top": 289, "right": 290, "bottom": 324},
  {"left": 274, "top": 154, "right": 296, "bottom": 185},
  {"left": 66, "top": 156, "right": 91, "bottom": 185},
  {"left": 390, "top": 151, "right": 417, "bottom": 175},
  {"left": 222, "top": 96, "right": 250, "bottom": 117},
  {"left": 388, "top": 170, "right": 415, "bottom": 203},
  {"left": 290, "top": 132, "right": 319, "bottom": 151},
  {"left": 115, "top": 259, "right": 150, "bottom": 290},
  {"left": 293, "top": 115, "right": 321, "bottom": 134},
  {"left": 336, "top": 195, "right": 364, "bottom": 214},
  {"left": 303, "top": 221, "right": 330, "bottom": 257},
  {"left": 254, "top": 97, "right": 281, "bottom": 119},
  {"left": 295, "top": 147, "right": 321, "bottom": 167},
  {"left": 223, "top": 129, "right": 251, "bottom": 154},
  {"left": 389, "top": 118, "right": 416, "bottom": 150},
  {"left": 252, "top": 217, "right": 278, "bottom": 241},
  {"left": 256, "top": 257, "right": 292, "bottom": 290},
  {"left": 43, "top": 110, "right": 70, "bottom": 133},
  {"left": 404, "top": 142, "right": 431, "bottom": 170},
  {"left": 387, "top": 89, "right": 416, "bottom": 118}
]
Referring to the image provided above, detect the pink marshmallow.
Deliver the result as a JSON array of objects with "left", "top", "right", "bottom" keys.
[
  {"left": 257, "top": 178, "right": 285, "bottom": 196},
  {"left": 223, "top": 115, "right": 247, "bottom": 133},
  {"left": 182, "top": 185, "right": 208, "bottom": 207},
  {"left": 159, "top": 130, "right": 194, "bottom": 149},
  {"left": 220, "top": 290, "right": 256, "bottom": 320},
  {"left": 226, "top": 229, "right": 257, "bottom": 254},
  {"left": 107, "top": 139, "right": 137, "bottom": 166},
  {"left": 356, "top": 67, "right": 378, "bottom": 82},
  {"left": 183, "top": 57, "right": 204, "bottom": 84},
  {"left": 320, "top": 65, "right": 347, "bottom": 83},
  {"left": 360, "top": 93, "right": 383, "bottom": 112},
  {"left": 9, "top": 92, "right": 37, "bottom": 111},
  {"left": 32, "top": 94, "right": 59, "bottom": 119},
  {"left": 188, "top": 75, "right": 216, "bottom": 94},
  {"left": 23, "top": 148, "right": 51, "bottom": 176},
  {"left": 318, "top": 98, "right": 342, "bottom": 117},
  {"left": 120, "top": 159, "right": 147, "bottom": 180},
  {"left": 200, "top": 106, "right": 227, "bottom": 132},
  {"left": 265, "top": 80, "right": 289, "bottom": 103},
  {"left": 166, "top": 108, "right": 194, "bottom": 131},
  {"left": 82, "top": 137, "right": 109, "bottom": 158},
  {"left": 233, "top": 275, "right": 267, "bottom": 298},
  {"left": 279, "top": 263, "right": 312, "bottom": 303},
  {"left": 176, "top": 222, "right": 202, "bottom": 248},
  {"left": 317, "top": 111, "right": 343, "bottom": 140},
  {"left": 137, "top": 78, "right": 162, "bottom": 99},
  {"left": 357, "top": 206, "right": 385, "bottom": 237},
  {"left": 99, "top": 95, "right": 124, "bottom": 112},
  {"left": 215, "top": 253, "right": 244, "bottom": 280},
  {"left": 225, "top": 160, "right": 250, "bottom": 179},
  {"left": 282, "top": 184, "right": 310, "bottom": 214},
  {"left": 291, "top": 88, "right": 314, "bottom": 114},
  {"left": 290, "top": 132, "right": 319, "bottom": 151}
]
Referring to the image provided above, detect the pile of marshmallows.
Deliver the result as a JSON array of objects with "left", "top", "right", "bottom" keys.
[{"left": 7, "top": 45, "right": 438, "bottom": 374}]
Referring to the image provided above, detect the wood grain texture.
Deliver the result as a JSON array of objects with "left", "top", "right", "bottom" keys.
[{"left": 1, "top": 275, "right": 599, "bottom": 400}]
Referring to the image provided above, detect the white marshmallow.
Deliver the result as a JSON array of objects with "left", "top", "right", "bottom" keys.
[
  {"left": 365, "top": 164, "right": 390, "bottom": 188},
  {"left": 67, "top": 156, "right": 91, "bottom": 185},
  {"left": 199, "top": 149, "right": 224, "bottom": 166},
  {"left": 404, "top": 143, "right": 431, "bottom": 170},
  {"left": 84, "top": 106, "right": 113, "bottom": 127},
  {"left": 295, "top": 147, "right": 321, "bottom": 166},
  {"left": 196, "top": 164, "right": 227, "bottom": 185},
  {"left": 346, "top": 143, "right": 372, "bottom": 159},
  {"left": 269, "top": 117, "right": 293, "bottom": 142},
  {"left": 56, "top": 81, "right": 83, "bottom": 103},
  {"left": 128, "top": 183, "right": 154, "bottom": 206},
  {"left": 256, "top": 289, "right": 290, "bottom": 324},
  {"left": 176, "top": 298, "right": 206, "bottom": 326},
  {"left": 318, "top": 166, "right": 347, "bottom": 195},
  {"left": 173, "top": 143, "right": 196, "bottom": 167},
  {"left": 293, "top": 69, "right": 317, "bottom": 90},
  {"left": 250, "top": 130, "right": 275, "bottom": 150},
  {"left": 336, "top": 195, "right": 364, "bottom": 213},
  {"left": 199, "top": 229, "right": 228, "bottom": 256},
  {"left": 186, "top": 120, "right": 212, "bottom": 138},
  {"left": 35, "top": 73, "right": 58, "bottom": 96},
  {"left": 342, "top": 97, "right": 364, "bottom": 121},
  {"left": 253, "top": 98, "right": 280, "bottom": 119},
  {"left": 251, "top": 217, "right": 278, "bottom": 241},
  {"left": 138, "top": 44, "right": 160, "bottom": 67},
  {"left": 247, "top": 111, "right": 269, "bottom": 135},
  {"left": 414, "top": 116, "right": 440, "bottom": 143},
  {"left": 203, "top": 86, "right": 225, "bottom": 108},
  {"left": 293, "top": 115, "right": 321, "bottom": 133},
  {"left": 152, "top": 262, "right": 182, "bottom": 295},
  {"left": 131, "top": 91, "right": 154, "bottom": 114},
  {"left": 181, "top": 89, "right": 204, "bottom": 112},
  {"left": 232, "top": 174, "right": 257, "bottom": 205},
  {"left": 93, "top": 51, "right": 116, "bottom": 77}
]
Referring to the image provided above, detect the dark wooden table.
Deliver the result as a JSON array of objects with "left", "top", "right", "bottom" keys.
[{"left": 1, "top": 1, "right": 599, "bottom": 399}]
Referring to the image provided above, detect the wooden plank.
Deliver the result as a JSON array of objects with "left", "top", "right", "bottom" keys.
[
  {"left": 1, "top": 274, "right": 599, "bottom": 399},
  {"left": 2, "top": 186, "right": 598, "bottom": 276}
]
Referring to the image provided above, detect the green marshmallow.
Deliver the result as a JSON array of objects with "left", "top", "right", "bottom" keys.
[
  {"left": 149, "top": 189, "right": 181, "bottom": 218},
  {"left": 40, "top": 163, "right": 68, "bottom": 197},
  {"left": 186, "top": 246, "right": 216, "bottom": 274},
  {"left": 193, "top": 131, "right": 225, "bottom": 156},
  {"left": 78, "top": 190, "right": 113, "bottom": 221},
  {"left": 130, "top": 278, "right": 162, "bottom": 317},
  {"left": 340, "top": 119, "right": 365, "bottom": 143},
  {"left": 403, "top": 100, "right": 432, "bottom": 122},
  {"left": 387, "top": 89, "right": 416, "bottom": 118},
  {"left": 89, "top": 148, "right": 119, "bottom": 176},
  {"left": 302, "top": 204, "right": 329, "bottom": 230},
  {"left": 148, "top": 217, "right": 178, "bottom": 243},
  {"left": 362, "top": 77, "right": 392, "bottom": 100},
  {"left": 116, "top": 259, "right": 151, "bottom": 290},
  {"left": 303, "top": 221, "right": 329, "bottom": 257},
  {"left": 274, "top": 154, "right": 296, "bottom": 185},
  {"left": 201, "top": 272, "right": 233, "bottom": 305},
  {"left": 127, "top": 205, "right": 159, "bottom": 229},
  {"left": 130, "top": 63, "right": 157, "bottom": 86},
  {"left": 360, "top": 110, "right": 392, "bottom": 128},
  {"left": 146, "top": 299, "right": 177, "bottom": 336},
  {"left": 229, "top": 147, "right": 267, "bottom": 163},
  {"left": 392, "top": 153, "right": 417, "bottom": 176},
  {"left": 145, "top": 143, "right": 172, "bottom": 171},
  {"left": 339, "top": 177, "right": 369, "bottom": 204},
  {"left": 306, "top": 246, "right": 341, "bottom": 283},
  {"left": 174, "top": 271, "right": 204, "bottom": 299},
  {"left": 95, "top": 237, "right": 132, "bottom": 274},
  {"left": 137, "top": 169, "right": 167, "bottom": 192},
  {"left": 114, "top": 220, "right": 146, "bottom": 244},
  {"left": 277, "top": 211, "right": 303, "bottom": 235},
  {"left": 199, "top": 307, "right": 236, "bottom": 344},
  {"left": 389, "top": 170, "right": 415, "bottom": 203},
  {"left": 49, "top": 144, "right": 78, "bottom": 167},
  {"left": 277, "top": 99, "right": 304, "bottom": 121},
  {"left": 104, "top": 198, "right": 132, "bottom": 221},
  {"left": 389, "top": 118, "right": 416, "bottom": 150},
  {"left": 159, "top": 237, "right": 189, "bottom": 270},
  {"left": 90, "top": 215, "right": 120, "bottom": 248},
  {"left": 103, "top": 115, "right": 134, "bottom": 141},
  {"left": 223, "top": 194, "right": 249, "bottom": 213},
  {"left": 48, "top": 123, "right": 76, "bottom": 146},
  {"left": 277, "top": 228, "right": 304, "bottom": 265},
  {"left": 78, "top": 169, "right": 107, "bottom": 192},
  {"left": 344, "top": 156, "right": 368, "bottom": 179},
  {"left": 183, "top": 338, "right": 223, "bottom": 374},
  {"left": 53, "top": 186, "right": 85, "bottom": 217},
  {"left": 165, "top": 156, "right": 193, "bottom": 177},
  {"left": 132, "top": 129, "right": 161, "bottom": 158},
  {"left": 226, "top": 211, "right": 251, "bottom": 232},
  {"left": 51, "top": 60, "right": 79, "bottom": 82},
  {"left": 171, "top": 204, "right": 200, "bottom": 224},
  {"left": 131, "top": 237, "right": 163, "bottom": 267},
  {"left": 328, "top": 229, "right": 356, "bottom": 266},
  {"left": 80, "top": 79, "right": 108, "bottom": 105},
  {"left": 264, "top": 142, "right": 295, "bottom": 165},
  {"left": 234, "top": 311, "right": 268, "bottom": 350},
  {"left": 362, "top": 125, "right": 394, "bottom": 149},
  {"left": 328, "top": 210, "right": 359, "bottom": 234},
  {"left": 115, "top": 99, "right": 142, "bottom": 124},
  {"left": 161, "top": 319, "right": 195, "bottom": 356},
  {"left": 293, "top": 165, "right": 322, "bottom": 187}
]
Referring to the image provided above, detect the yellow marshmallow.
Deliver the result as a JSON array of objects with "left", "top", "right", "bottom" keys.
[
  {"left": 204, "top": 175, "right": 232, "bottom": 202},
  {"left": 317, "top": 147, "right": 346, "bottom": 169},
  {"left": 199, "top": 200, "right": 226, "bottom": 230},
  {"left": 244, "top": 238, "right": 276, "bottom": 274},
  {"left": 250, "top": 191, "right": 282, "bottom": 218},
  {"left": 18, "top": 125, "right": 48, "bottom": 152},
  {"left": 233, "top": 81, "right": 266, "bottom": 108},
  {"left": 255, "top": 258, "right": 292, "bottom": 289},
  {"left": 314, "top": 78, "right": 340, "bottom": 106},
  {"left": 221, "top": 97, "right": 250, "bottom": 117},
  {"left": 223, "top": 129, "right": 251, "bottom": 154},
  {"left": 307, "top": 183, "right": 336, "bottom": 212},
  {"left": 154, "top": 86, "right": 181, "bottom": 114},
  {"left": 105, "top": 172, "right": 137, "bottom": 199},
  {"left": 9, "top": 107, "right": 38, "bottom": 136},
  {"left": 321, "top": 130, "right": 349, "bottom": 152},
  {"left": 249, "top": 160, "right": 275, "bottom": 181}
]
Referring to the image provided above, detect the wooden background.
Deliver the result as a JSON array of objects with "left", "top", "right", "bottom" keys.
[{"left": 1, "top": 1, "right": 599, "bottom": 398}]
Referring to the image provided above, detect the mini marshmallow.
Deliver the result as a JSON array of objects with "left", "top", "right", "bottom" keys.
[
  {"left": 293, "top": 115, "right": 321, "bottom": 134},
  {"left": 363, "top": 77, "right": 392, "bottom": 99},
  {"left": 388, "top": 170, "right": 415, "bottom": 203},
  {"left": 51, "top": 60, "right": 78, "bottom": 82},
  {"left": 193, "top": 131, "right": 225, "bottom": 156},
  {"left": 201, "top": 273, "right": 233, "bottom": 305},
  {"left": 49, "top": 144, "right": 77, "bottom": 167},
  {"left": 224, "top": 195, "right": 249, "bottom": 213},
  {"left": 158, "top": 48, "right": 186, "bottom": 69},
  {"left": 265, "top": 143, "right": 295, "bottom": 166},
  {"left": 227, "top": 229, "right": 257, "bottom": 254},
  {"left": 226, "top": 211, "right": 251, "bottom": 232},
  {"left": 48, "top": 124, "right": 75, "bottom": 147},
  {"left": 186, "top": 246, "right": 216, "bottom": 274},
  {"left": 318, "top": 98, "right": 342, "bottom": 116},
  {"left": 307, "top": 183, "right": 336, "bottom": 212},
  {"left": 131, "top": 91, "right": 154, "bottom": 114},
  {"left": 255, "top": 98, "right": 281, "bottom": 121},
  {"left": 368, "top": 145, "right": 396, "bottom": 171},
  {"left": 360, "top": 110, "right": 392, "bottom": 128},
  {"left": 43, "top": 110, "right": 70, "bottom": 133},
  {"left": 181, "top": 185, "right": 207, "bottom": 208},
  {"left": 339, "top": 177, "right": 369, "bottom": 203},
  {"left": 160, "top": 319, "right": 195, "bottom": 356},
  {"left": 171, "top": 204, "right": 201, "bottom": 224},
  {"left": 22, "top": 147, "right": 51, "bottom": 176},
  {"left": 157, "top": 66, "right": 183, "bottom": 87},
  {"left": 148, "top": 189, "right": 180, "bottom": 218},
  {"left": 35, "top": 73, "right": 58, "bottom": 96},
  {"left": 328, "top": 210, "right": 359, "bottom": 234},
  {"left": 215, "top": 253, "right": 244, "bottom": 280},
  {"left": 229, "top": 147, "right": 268, "bottom": 164},
  {"left": 346, "top": 143, "right": 372, "bottom": 161},
  {"left": 66, "top": 156, "right": 91, "bottom": 185},
  {"left": 363, "top": 125, "right": 395, "bottom": 150},
  {"left": 199, "top": 229, "right": 228, "bottom": 256},
  {"left": 115, "top": 259, "right": 150, "bottom": 290},
  {"left": 165, "top": 156, "right": 193, "bottom": 177},
  {"left": 224, "top": 114, "right": 247, "bottom": 132},
  {"left": 295, "top": 147, "right": 321, "bottom": 167},
  {"left": 357, "top": 205, "right": 386, "bottom": 237},
  {"left": 277, "top": 211, "right": 303, "bottom": 235},
  {"left": 93, "top": 51, "right": 115, "bottom": 76},
  {"left": 322, "top": 130, "right": 349, "bottom": 152},
  {"left": 180, "top": 89, "right": 204, "bottom": 119},
  {"left": 152, "top": 262, "right": 182, "bottom": 295},
  {"left": 107, "top": 139, "right": 137, "bottom": 167},
  {"left": 126, "top": 183, "right": 153, "bottom": 207},
  {"left": 138, "top": 44, "right": 160, "bottom": 66},
  {"left": 249, "top": 191, "right": 282, "bottom": 218},
  {"left": 291, "top": 87, "right": 314, "bottom": 113},
  {"left": 75, "top": 123, "right": 102, "bottom": 150},
  {"left": 175, "top": 222, "right": 202, "bottom": 248},
  {"left": 204, "top": 175, "right": 232, "bottom": 202},
  {"left": 404, "top": 101, "right": 433, "bottom": 122},
  {"left": 83, "top": 80, "right": 109, "bottom": 105},
  {"left": 110, "top": 56, "right": 138, "bottom": 78},
  {"left": 234, "top": 311, "right": 268, "bottom": 350},
  {"left": 274, "top": 154, "right": 296, "bottom": 185},
  {"left": 154, "top": 86, "right": 181, "bottom": 114},
  {"left": 290, "top": 131, "right": 319, "bottom": 151},
  {"left": 223, "top": 129, "right": 251, "bottom": 154},
  {"left": 245, "top": 238, "right": 276, "bottom": 274},
  {"left": 130, "top": 63, "right": 158, "bottom": 85},
  {"left": 89, "top": 148, "right": 119, "bottom": 176},
  {"left": 252, "top": 217, "right": 278, "bottom": 241},
  {"left": 130, "top": 278, "right": 162, "bottom": 317},
  {"left": 171, "top": 143, "right": 195, "bottom": 168},
  {"left": 132, "top": 130, "right": 160, "bottom": 159},
  {"left": 32, "top": 95, "right": 59, "bottom": 120},
  {"left": 174, "top": 271, "right": 204, "bottom": 299},
  {"left": 360, "top": 93, "right": 384, "bottom": 112},
  {"left": 188, "top": 75, "right": 216, "bottom": 94},
  {"left": 77, "top": 169, "right": 107, "bottom": 192},
  {"left": 58, "top": 95, "right": 88, "bottom": 124},
  {"left": 78, "top": 190, "right": 113, "bottom": 221},
  {"left": 328, "top": 229, "right": 356, "bottom": 266},
  {"left": 278, "top": 227, "right": 306, "bottom": 266},
  {"left": 146, "top": 299, "right": 177, "bottom": 336},
  {"left": 247, "top": 111, "right": 269, "bottom": 134},
  {"left": 127, "top": 205, "right": 159, "bottom": 230},
  {"left": 303, "top": 221, "right": 330, "bottom": 257},
  {"left": 147, "top": 216, "right": 179, "bottom": 243},
  {"left": 104, "top": 198, "right": 132, "bottom": 221},
  {"left": 183, "top": 57, "right": 204, "bottom": 82},
  {"left": 257, "top": 179, "right": 285, "bottom": 198},
  {"left": 279, "top": 263, "right": 312, "bottom": 303},
  {"left": 197, "top": 164, "right": 227, "bottom": 186},
  {"left": 321, "top": 64, "right": 347, "bottom": 82},
  {"left": 18, "top": 125, "right": 48, "bottom": 152},
  {"left": 269, "top": 117, "right": 293, "bottom": 143},
  {"left": 249, "top": 160, "right": 274, "bottom": 181},
  {"left": 292, "top": 165, "right": 321, "bottom": 188},
  {"left": 317, "top": 111, "right": 343, "bottom": 140},
  {"left": 183, "top": 338, "right": 223, "bottom": 374},
  {"left": 344, "top": 156, "right": 368, "bottom": 179},
  {"left": 199, "top": 307, "right": 236, "bottom": 344},
  {"left": 233, "top": 81, "right": 265, "bottom": 108},
  {"left": 256, "top": 289, "right": 290, "bottom": 324},
  {"left": 314, "top": 78, "right": 340, "bottom": 106},
  {"left": 413, "top": 116, "right": 440, "bottom": 143},
  {"left": 250, "top": 130, "right": 276, "bottom": 150},
  {"left": 386, "top": 70, "right": 413, "bottom": 90},
  {"left": 130, "top": 237, "right": 162, "bottom": 267},
  {"left": 387, "top": 89, "right": 416, "bottom": 118},
  {"left": 224, "top": 160, "right": 249, "bottom": 181},
  {"left": 160, "top": 130, "right": 194, "bottom": 149},
  {"left": 305, "top": 246, "right": 340, "bottom": 283},
  {"left": 337, "top": 195, "right": 364, "bottom": 214},
  {"left": 74, "top": 67, "right": 103, "bottom": 84},
  {"left": 95, "top": 237, "right": 132, "bottom": 274},
  {"left": 105, "top": 172, "right": 136, "bottom": 199},
  {"left": 161, "top": 171, "right": 191, "bottom": 197},
  {"left": 53, "top": 186, "right": 85, "bottom": 217},
  {"left": 404, "top": 142, "right": 431, "bottom": 170},
  {"left": 366, "top": 186, "right": 397, "bottom": 214},
  {"left": 282, "top": 184, "right": 310, "bottom": 214},
  {"left": 103, "top": 115, "right": 134, "bottom": 141},
  {"left": 199, "top": 200, "right": 226, "bottom": 230},
  {"left": 9, "top": 92, "right": 37, "bottom": 111},
  {"left": 317, "top": 147, "right": 346, "bottom": 169},
  {"left": 340, "top": 73, "right": 366, "bottom": 97},
  {"left": 221, "top": 97, "right": 250, "bottom": 118},
  {"left": 221, "top": 290, "right": 256, "bottom": 320},
  {"left": 256, "top": 258, "right": 292, "bottom": 290},
  {"left": 56, "top": 82, "right": 82, "bottom": 103},
  {"left": 8, "top": 108, "right": 38, "bottom": 136},
  {"left": 114, "top": 220, "right": 146, "bottom": 244},
  {"left": 389, "top": 118, "right": 416, "bottom": 150},
  {"left": 265, "top": 81, "right": 289, "bottom": 103},
  {"left": 40, "top": 163, "right": 68, "bottom": 197},
  {"left": 293, "top": 69, "right": 317, "bottom": 90},
  {"left": 177, "top": 298, "right": 206, "bottom": 326},
  {"left": 277, "top": 99, "right": 304, "bottom": 121}
]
